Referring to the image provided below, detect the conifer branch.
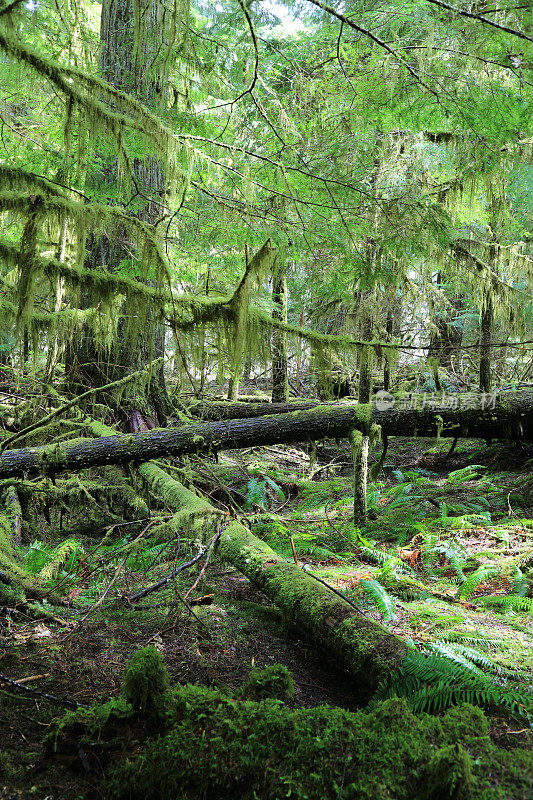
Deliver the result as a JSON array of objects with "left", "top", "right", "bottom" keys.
[
  {"left": 304, "top": 0, "right": 440, "bottom": 98},
  {"left": 423, "top": 0, "right": 533, "bottom": 43}
]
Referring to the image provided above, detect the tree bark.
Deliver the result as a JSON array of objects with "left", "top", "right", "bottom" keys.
[
  {"left": 187, "top": 399, "right": 317, "bottom": 420},
  {"left": 66, "top": 0, "right": 171, "bottom": 426},
  {"left": 271, "top": 266, "right": 289, "bottom": 403},
  {"left": 355, "top": 311, "right": 373, "bottom": 523},
  {"left": 1, "top": 391, "right": 532, "bottom": 479},
  {"left": 480, "top": 292, "right": 493, "bottom": 393},
  {"left": 383, "top": 310, "right": 394, "bottom": 391}
]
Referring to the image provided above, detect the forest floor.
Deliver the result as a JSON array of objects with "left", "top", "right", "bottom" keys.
[{"left": 1, "top": 433, "right": 532, "bottom": 799}]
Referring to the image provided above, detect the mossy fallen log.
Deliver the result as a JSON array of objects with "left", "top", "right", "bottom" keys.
[
  {"left": 138, "top": 460, "right": 409, "bottom": 696},
  {"left": 138, "top": 462, "right": 533, "bottom": 723},
  {"left": 48, "top": 647, "right": 533, "bottom": 800},
  {"left": 0, "top": 390, "right": 531, "bottom": 479},
  {"left": 187, "top": 398, "right": 317, "bottom": 419}
]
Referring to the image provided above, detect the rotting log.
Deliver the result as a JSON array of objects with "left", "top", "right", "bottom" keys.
[
  {"left": 0, "top": 390, "right": 532, "bottom": 480},
  {"left": 137, "top": 461, "right": 409, "bottom": 696}
]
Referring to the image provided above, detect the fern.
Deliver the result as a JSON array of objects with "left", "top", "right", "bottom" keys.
[
  {"left": 446, "top": 465, "right": 486, "bottom": 484},
  {"left": 425, "top": 641, "right": 486, "bottom": 678},
  {"left": 359, "top": 578, "right": 396, "bottom": 621},
  {"left": 442, "top": 632, "right": 500, "bottom": 651},
  {"left": 358, "top": 546, "right": 410, "bottom": 574},
  {"left": 408, "top": 684, "right": 532, "bottom": 722},
  {"left": 434, "top": 641, "right": 496, "bottom": 672},
  {"left": 511, "top": 566, "right": 530, "bottom": 597},
  {"left": 446, "top": 512, "right": 491, "bottom": 529},
  {"left": 456, "top": 565, "right": 500, "bottom": 599},
  {"left": 263, "top": 476, "right": 286, "bottom": 503},
  {"left": 428, "top": 542, "right": 467, "bottom": 582},
  {"left": 36, "top": 539, "right": 82, "bottom": 583},
  {"left": 477, "top": 595, "right": 533, "bottom": 613},
  {"left": 370, "top": 649, "right": 533, "bottom": 728}
]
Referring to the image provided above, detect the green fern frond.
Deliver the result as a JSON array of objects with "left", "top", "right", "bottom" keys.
[
  {"left": 426, "top": 642, "right": 486, "bottom": 678},
  {"left": 442, "top": 632, "right": 500, "bottom": 651},
  {"left": 511, "top": 566, "right": 530, "bottom": 597},
  {"left": 446, "top": 465, "right": 486, "bottom": 484},
  {"left": 370, "top": 649, "right": 533, "bottom": 727},
  {"left": 457, "top": 565, "right": 500, "bottom": 599},
  {"left": 408, "top": 684, "right": 532, "bottom": 723},
  {"left": 477, "top": 595, "right": 533, "bottom": 613},
  {"left": 37, "top": 539, "right": 82, "bottom": 583},
  {"left": 358, "top": 545, "right": 391, "bottom": 564},
  {"left": 359, "top": 547, "right": 410, "bottom": 573},
  {"left": 434, "top": 641, "right": 496, "bottom": 672},
  {"left": 360, "top": 578, "right": 396, "bottom": 621},
  {"left": 429, "top": 543, "right": 467, "bottom": 582}
]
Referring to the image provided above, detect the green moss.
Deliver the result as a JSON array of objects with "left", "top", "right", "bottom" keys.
[
  {"left": 240, "top": 664, "right": 295, "bottom": 702},
  {"left": 45, "top": 696, "right": 135, "bottom": 753},
  {"left": 47, "top": 649, "right": 533, "bottom": 800},
  {"left": 122, "top": 646, "right": 170, "bottom": 711},
  {"left": 422, "top": 744, "right": 476, "bottom": 799},
  {"left": 103, "top": 692, "right": 532, "bottom": 800},
  {"left": 138, "top": 461, "right": 222, "bottom": 537},
  {"left": 442, "top": 704, "right": 490, "bottom": 743}
]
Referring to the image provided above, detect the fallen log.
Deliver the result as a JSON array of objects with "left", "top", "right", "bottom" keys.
[
  {"left": 187, "top": 399, "right": 317, "bottom": 420},
  {"left": 0, "top": 390, "right": 531, "bottom": 479},
  {"left": 138, "top": 461, "right": 408, "bottom": 696}
]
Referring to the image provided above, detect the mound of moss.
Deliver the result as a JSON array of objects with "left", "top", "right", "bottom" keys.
[
  {"left": 108, "top": 694, "right": 531, "bottom": 800},
  {"left": 240, "top": 663, "right": 295, "bottom": 701},
  {"left": 48, "top": 648, "right": 533, "bottom": 800},
  {"left": 122, "top": 645, "right": 170, "bottom": 710}
]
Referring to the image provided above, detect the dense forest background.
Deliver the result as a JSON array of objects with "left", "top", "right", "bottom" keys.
[{"left": 0, "top": 1, "right": 532, "bottom": 798}]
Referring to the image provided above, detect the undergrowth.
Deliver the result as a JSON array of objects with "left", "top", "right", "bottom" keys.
[
  {"left": 47, "top": 648, "right": 533, "bottom": 800},
  {"left": 247, "top": 445, "right": 533, "bottom": 720}
]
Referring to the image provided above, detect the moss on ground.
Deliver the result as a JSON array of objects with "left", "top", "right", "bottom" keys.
[
  {"left": 47, "top": 648, "right": 533, "bottom": 800},
  {"left": 240, "top": 663, "right": 295, "bottom": 701}
]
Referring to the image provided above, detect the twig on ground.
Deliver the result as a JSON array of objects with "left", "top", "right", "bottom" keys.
[
  {"left": 302, "top": 566, "right": 371, "bottom": 617},
  {"left": 0, "top": 672, "right": 50, "bottom": 688},
  {"left": 184, "top": 528, "right": 221, "bottom": 599},
  {"left": 0, "top": 671, "right": 85, "bottom": 708}
]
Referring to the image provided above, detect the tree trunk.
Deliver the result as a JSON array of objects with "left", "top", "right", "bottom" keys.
[
  {"left": 480, "top": 292, "right": 493, "bottom": 393},
  {"left": 271, "top": 265, "right": 289, "bottom": 403},
  {"left": 383, "top": 310, "right": 394, "bottom": 391},
  {"left": 66, "top": 0, "right": 171, "bottom": 426},
  {"left": 1, "top": 390, "right": 532, "bottom": 479},
  {"left": 186, "top": 399, "right": 317, "bottom": 420},
  {"left": 355, "top": 311, "right": 373, "bottom": 523},
  {"left": 428, "top": 273, "right": 464, "bottom": 382}
]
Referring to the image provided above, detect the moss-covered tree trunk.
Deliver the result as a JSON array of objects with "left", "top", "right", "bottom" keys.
[
  {"left": 3, "top": 391, "right": 532, "bottom": 479},
  {"left": 271, "top": 263, "right": 289, "bottom": 403},
  {"left": 66, "top": 0, "right": 171, "bottom": 427},
  {"left": 138, "top": 461, "right": 408, "bottom": 696}
]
